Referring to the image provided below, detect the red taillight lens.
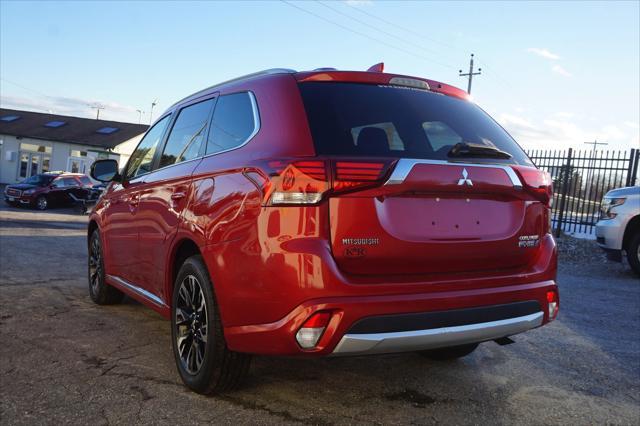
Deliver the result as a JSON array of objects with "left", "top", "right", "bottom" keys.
[
  {"left": 333, "top": 161, "right": 390, "bottom": 193},
  {"left": 546, "top": 290, "right": 559, "bottom": 321},
  {"left": 249, "top": 158, "right": 394, "bottom": 206},
  {"left": 295, "top": 311, "right": 332, "bottom": 349},
  {"left": 513, "top": 166, "right": 553, "bottom": 207}
]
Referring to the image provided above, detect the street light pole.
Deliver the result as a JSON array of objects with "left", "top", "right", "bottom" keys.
[{"left": 149, "top": 100, "right": 158, "bottom": 125}]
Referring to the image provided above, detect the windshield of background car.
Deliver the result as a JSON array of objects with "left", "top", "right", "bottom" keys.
[
  {"left": 22, "top": 175, "right": 54, "bottom": 186},
  {"left": 298, "top": 82, "right": 533, "bottom": 166}
]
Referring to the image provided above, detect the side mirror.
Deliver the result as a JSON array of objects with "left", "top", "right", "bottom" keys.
[{"left": 90, "top": 159, "right": 121, "bottom": 183}]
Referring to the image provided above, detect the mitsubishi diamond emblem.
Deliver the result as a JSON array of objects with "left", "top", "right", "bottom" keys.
[{"left": 457, "top": 168, "right": 473, "bottom": 186}]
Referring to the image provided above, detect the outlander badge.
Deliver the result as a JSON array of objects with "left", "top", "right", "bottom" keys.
[{"left": 457, "top": 168, "right": 473, "bottom": 186}]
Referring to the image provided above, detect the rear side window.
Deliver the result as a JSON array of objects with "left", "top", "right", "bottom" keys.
[
  {"left": 206, "top": 92, "right": 257, "bottom": 155},
  {"left": 160, "top": 98, "right": 215, "bottom": 168},
  {"left": 126, "top": 114, "right": 171, "bottom": 179},
  {"left": 298, "top": 82, "right": 532, "bottom": 165},
  {"left": 64, "top": 177, "right": 78, "bottom": 187}
]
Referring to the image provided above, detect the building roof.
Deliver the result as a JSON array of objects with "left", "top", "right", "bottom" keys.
[{"left": 0, "top": 108, "right": 149, "bottom": 150}]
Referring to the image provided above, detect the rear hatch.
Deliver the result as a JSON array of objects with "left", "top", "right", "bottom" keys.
[{"left": 297, "top": 79, "right": 551, "bottom": 277}]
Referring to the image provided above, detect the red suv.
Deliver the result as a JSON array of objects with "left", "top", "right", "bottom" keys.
[{"left": 88, "top": 67, "right": 558, "bottom": 394}]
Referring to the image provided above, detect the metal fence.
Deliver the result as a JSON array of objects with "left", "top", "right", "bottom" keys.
[{"left": 526, "top": 148, "right": 639, "bottom": 237}]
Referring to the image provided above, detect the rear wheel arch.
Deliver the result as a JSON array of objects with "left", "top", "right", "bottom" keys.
[{"left": 168, "top": 238, "right": 205, "bottom": 305}]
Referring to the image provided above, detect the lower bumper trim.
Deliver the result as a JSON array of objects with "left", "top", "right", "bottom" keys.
[{"left": 331, "top": 311, "right": 544, "bottom": 356}]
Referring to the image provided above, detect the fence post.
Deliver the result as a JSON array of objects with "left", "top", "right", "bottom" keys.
[
  {"left": 555, "top": 148, "right": 572, "bottom": 238},
  {"left": 625, "top": 149, "right": 636, "bottom": 187},
  {"left": 629, "top": 149, "right": 639, "bottom": 187}
]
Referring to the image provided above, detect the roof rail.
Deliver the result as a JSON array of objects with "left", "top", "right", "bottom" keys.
[{"left": 168, "top": 68, "right": 297, "bottom": 110}]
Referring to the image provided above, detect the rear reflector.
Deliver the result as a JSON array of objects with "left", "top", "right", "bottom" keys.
[
  {"left": 295, "top": 312, "right": 331, "bottom": 349},
  {"left": 547, "top": 290, "right": 559, "bottom": 321}
]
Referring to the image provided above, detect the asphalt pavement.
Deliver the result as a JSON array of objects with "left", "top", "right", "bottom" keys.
[{"left": 0, "top": 203, "right": 638, "bottom": 425}]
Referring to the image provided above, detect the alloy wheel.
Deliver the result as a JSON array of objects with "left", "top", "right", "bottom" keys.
[
  {"left": 175, "top": 275, "right": 208, "bottom": 375},
  {"left": 88, "top": 234, "right": 102, "bottom": 294},
  {"left": 37, "top": 196, "right": 47, "bottom": 210}
]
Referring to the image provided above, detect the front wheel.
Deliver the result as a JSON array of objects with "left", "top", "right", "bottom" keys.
[
  {"left": 418, "top": 343, "right": 479, "bottom": 361},
  {"left": 627, "top": 232, "right": 640, "bottom": 277},
  {"left": 171, "top": 255, "right": 251, "bottom": 394}
]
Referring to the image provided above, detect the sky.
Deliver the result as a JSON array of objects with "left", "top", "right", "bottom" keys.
[{"left": 0, "top": 0, "right": 638, "bottom": 151}]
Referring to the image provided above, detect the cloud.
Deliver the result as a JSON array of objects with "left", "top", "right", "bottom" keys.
[
  {"left": 497, "top": 112, "right": 633, "bottom": 150},
  {"left": 0, "top": 94, "right": 140, "bottom": 123},
  {"left": 551, "top": 65, "right": 572, "bottom": 77},
  {"left": 526, "top": 48, "right": 560, "bottom": 60},
  {"left": 624, "top": 121, "right": 639, "bottom": 129}
]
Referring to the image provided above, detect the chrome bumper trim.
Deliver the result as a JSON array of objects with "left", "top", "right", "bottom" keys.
[{"left": 332, "top": 311, "right": 543, "bottom": 356}]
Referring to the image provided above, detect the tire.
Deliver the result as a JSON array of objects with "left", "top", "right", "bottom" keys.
[
  {"left": 88, "top": 229, "right": 124, "bottom": 304},
  {"left": 35, "top": 195, "right": 48, "bottom": 210},
  {"left": 171, "top": 255, "right": 251, "bottom": 395},
  {"left": 418, "top": 343, "right": 479, "bottom": 361},
  {"left": 626, "top": 232, "right": 640, "bottom": 277}
]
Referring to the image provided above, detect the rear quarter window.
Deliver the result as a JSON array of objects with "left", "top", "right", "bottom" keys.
[{"left": 206, "top": 92, "right": 258, "bottom": 155}]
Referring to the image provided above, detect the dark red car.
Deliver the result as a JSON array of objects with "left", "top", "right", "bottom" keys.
[
  {"left": 4, "top": 172, "right": 94, "bottom": 210},
  {"left": 88, "top": 67, "right": 559, "bottom": 394}
]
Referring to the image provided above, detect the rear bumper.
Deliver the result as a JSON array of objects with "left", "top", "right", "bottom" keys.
[
  {"left": 332, "top": 311, "right": 543, "bottom": 356},
  {"left": 224, "top": 279, "right": 558, "bottom": 356}
]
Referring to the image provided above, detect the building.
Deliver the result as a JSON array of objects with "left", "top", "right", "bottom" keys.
[{"left": 0, "top": 108, "right": 148, "bottom": 184}]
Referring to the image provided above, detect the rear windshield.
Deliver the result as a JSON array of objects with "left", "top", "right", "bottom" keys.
[{"left": 298, "top": 82, "right": 532, "bottom": 166}]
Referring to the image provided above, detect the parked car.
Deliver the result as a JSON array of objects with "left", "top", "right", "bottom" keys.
[
  {"left": 595, "top": 186, "right": 640, "bottom": 275},
  {"left": 4, "top": 172, "right": 94, "bottom": 210},
  {"left": 88, "top": 66, "right": 559, "bottom": 394}
]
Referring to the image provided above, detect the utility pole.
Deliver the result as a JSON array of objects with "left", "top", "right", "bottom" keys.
[
  {"left": 584, "top": 139, "right": 608, "bottom": 191},
  {"left": 89, "top": 104, "right": 105, "bottom": 120},
  {"left": 459, "top": 53, "right": 482, "bottom": 94},
  {"left": 149, "top": 99, "right": 158, "bottom": 125},
  {"left": 136, "top": 109, "right": 144, "bottom": 124}
]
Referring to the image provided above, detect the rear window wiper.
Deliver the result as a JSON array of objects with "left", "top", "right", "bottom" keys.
[{"left": 447, "top": 142, "right": 512, "bottom": 159}]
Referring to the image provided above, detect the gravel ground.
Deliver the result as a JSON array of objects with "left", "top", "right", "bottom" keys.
[{"left": 0, "top": 203, "right": 639, "bottom": 425}]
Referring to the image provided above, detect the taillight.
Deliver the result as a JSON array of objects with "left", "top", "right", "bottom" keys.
[
  {"left": 247, "top": 159, "right": 394, "bottom": 206},
  {"left": 333, "top": 161, "right": 390, "bottom": 194},
  {"left": 513, "top": 166, "right": 553, "bottom": 207},
  {"left": 546, "top": 290, "right": 559, "bottom": 321},
  {"left": 295, "top": 311, "right": 332, "bottom": 349},
  {"left": 266, "top": 160, "right": 329, "bottom": 205}
]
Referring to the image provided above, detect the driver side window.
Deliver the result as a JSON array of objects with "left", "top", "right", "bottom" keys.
[{"left": 125, "top": 115, "right": 171, "bottom": 180}]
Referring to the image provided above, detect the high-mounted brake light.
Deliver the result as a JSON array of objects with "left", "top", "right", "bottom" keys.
[
  {"left": 389, "top": 77, "right": 430, "bottom": 90},
  {"left": 250, "top": 159, "right": 394, "bottom": 206},
  {"left": 295, "top": 311, "right": 331, "bottom": 349}
]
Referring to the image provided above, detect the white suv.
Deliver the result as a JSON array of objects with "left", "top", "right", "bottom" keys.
[{"left": 595, "top": 186, "right": 640, "bottom": 276}]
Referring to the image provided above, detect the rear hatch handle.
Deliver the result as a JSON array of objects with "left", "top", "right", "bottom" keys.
[{"left": 384, "top": 158, "right": 523, "bottom": 189}]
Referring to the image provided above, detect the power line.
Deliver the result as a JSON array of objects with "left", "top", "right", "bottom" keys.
[
  {"left": 343, "top": 1, "right": 460, "bottom": 53},
  {"left": 316, "top": 1, "right": 447, "bottom": 61},
  {"left": 341, "top": 2, "right": 522, "bottom": 95},
  {"left": 280, "top": 1, "right": 456, "bottom": 71}
]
